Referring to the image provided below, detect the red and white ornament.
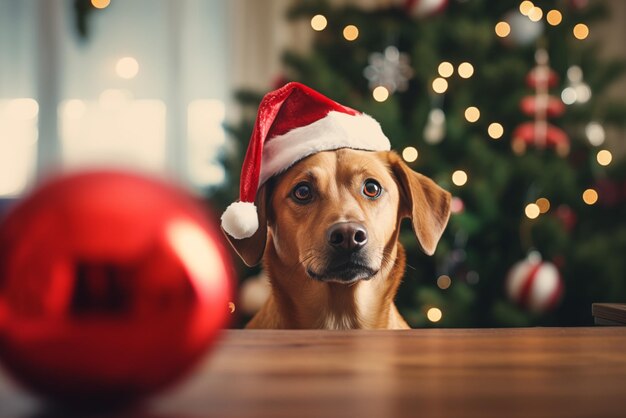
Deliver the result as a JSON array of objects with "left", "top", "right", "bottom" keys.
[{"left": 506, "top": 252, "right": 563, "bottom": 313}]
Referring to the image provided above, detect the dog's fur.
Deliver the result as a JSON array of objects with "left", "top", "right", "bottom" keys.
[{"left": 225, "top": 149, "right": 451, "bottom": 329}]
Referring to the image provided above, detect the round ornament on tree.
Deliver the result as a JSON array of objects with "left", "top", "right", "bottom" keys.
[
  {"left": 505, "top": 252, "right": 563, "bottom": 313},
  {"left": 501, "top": 10, "right": 544, "bottom": 46},
  {"left": 0, "top": 171, "right": 233, "bottom": 405}
]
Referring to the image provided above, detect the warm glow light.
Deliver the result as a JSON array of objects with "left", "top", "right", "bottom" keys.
[
  {"left": 372, "top": 86, "right": 389, "bottom": 102},
  {"left": 438, "top": 61, "right": 454, "bottom": 78},
  {"left": 597, "top": 150, "right": 612, "bottom": 166},
  {"left": 458, "top": 62, "right": 474, "bottom": 79},
  {"left": 536, "top": 198, "right": 550, "bottom": 213},
  {"left": 116, "top": 57, "right": 139, "bottom": 79},
  {"left": 464, "top": 106, "right": 480, "bottom": 123},
  {"left": 519, "top": 1, "right": 534, "bottom": 16},
  {"left": 452, "top": 170, "right": 468, "bottom": 186},
  {"left": 528, "top": 7, "right": 543, "bottom": 22},
  {"left": 495, "top": 21, "right": 511, "bottom": 37},
  {"left": 402, "top": 146, "right": 419, "bottom": 162},
  {"left": 437, "top": 275, "right": 451, "bottom": 290},
  {"left": 573, "top": 23, "right": 589, "bottom": 40},
  {"left": 488, "top": 122, "right": 504, "bottom": 139},
  {"left": 546, "top": 10, "right": 562, "bottom": 26},
  {"left": 427, "top": 307, "right": 443, "bottom": 322},
  {"left": 582, "top": 188, "right": 598, "bottom": 205},
  {"left": 343, "top": 25, "right": 359, "bottom": 41},
  {"left": 6, "top": 98, "right": 39, "bottom": 120},
  {"left": 91, "top": 0, "right": 110, "bottom": 9},
  {"left": 525, "top": 203, "right": 540, "bottom": 219},
  {"left": 310, "top": 14, "right": 327, "bottom": 31},
  {"left": 432, "top": 77, "right": 448, "bottom": 94}
]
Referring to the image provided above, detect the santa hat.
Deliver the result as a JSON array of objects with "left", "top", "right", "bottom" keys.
[{"left": 221, "top": 82, "right": 391, "bottom": 239}]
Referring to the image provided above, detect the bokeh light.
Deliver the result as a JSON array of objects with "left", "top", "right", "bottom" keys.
[
  {"left": 458, "top": 62, "right": 474, "bottom": 79},
  {"left": 495, "top": 21, "right": 511, "bottom": 38},
  {"left": 343, "top": 25, "right": 359, "bottom": 41},
  {"left": 596, "top": 150, "right": 612, "bottom": 166},
  {"left": 488, "top": 122, "right": 504, "bottom": 139},
  {"left": 310, "top": 14, "right": 327, "bottom": 31},
  {"left": 402, "top": 146, "right": 419, "bottom": 162},
  {"left": 437, "top": 275, "right": 451, "bottom": 290},
  {"left": 464, "top": 106, "right": 480, "bottom": 123},
  {"left": 116, "top": 57, "right": 139, "bottom": 79},
  {"left": 528, "top": 7, "right": 543, "bottom": 22},
  {"left": 427, "top": 307, "right": 443, "bottom": 322},
  {"left": 438, "top": 61, "right": 454, "bottom": 78},
  {"left": 91, "top": 0, "right": 110, "bottom": 9},
  {"left": 519, "top": 1, "right": 534, "bottom": 16},
  {"left": 432, "top": 77, "right": 448, "bottom": 94},
  {"left": 546, "top": 10, "right": 562, "bottom": 26},
  {"left": 452, "top": 170, "right": 468, "bottom": 186},
  {"left": 525, "top": 203, "right": 540, "bottom": 219},
  {"left": 372, "top": 86, "right": 389, "bottom": 102},
  {"left": 573, "top": 23, "right": 589, "bottom": 40},
  {"left": 582, "top": 189, "right": 598, "bottom": 205},
  {"left": 536, "top": 198, "right": 550, "bottom": 213}
]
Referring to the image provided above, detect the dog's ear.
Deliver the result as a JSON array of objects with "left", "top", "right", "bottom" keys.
[
  {"left": 221, "top": 185, "right": 269, "bottom": 267},
  {"left": 388, "top": 152, "right": 451, "bottom": 256}
]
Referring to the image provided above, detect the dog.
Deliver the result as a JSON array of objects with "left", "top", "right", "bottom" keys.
[{"left": 226, "top": 148, "right": 451, "bottom": 329}]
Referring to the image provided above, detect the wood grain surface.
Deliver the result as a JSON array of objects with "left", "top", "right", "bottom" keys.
[{"left": 2, "top": 327, "right": 626, "bottom": 418}]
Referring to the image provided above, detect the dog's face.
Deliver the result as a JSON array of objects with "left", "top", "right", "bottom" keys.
[
  {"left": 267, "top": 149, "right": 402, "bottom": 284},
  {"left": 226, "top": 149, "right": 451, "bottom": 286}
]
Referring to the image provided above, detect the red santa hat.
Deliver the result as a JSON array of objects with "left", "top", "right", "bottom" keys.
[{"left": 221, "top": 82, "right": 391, "bottom": 239}]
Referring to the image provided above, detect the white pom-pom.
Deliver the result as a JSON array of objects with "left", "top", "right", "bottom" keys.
[{"left": 221, "top": 201, "right": 259, "bottom": 239}]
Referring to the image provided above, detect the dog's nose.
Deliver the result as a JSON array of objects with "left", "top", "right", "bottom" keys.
[{"left": 327, "top": 222, "right": 368, "bottom": 252}]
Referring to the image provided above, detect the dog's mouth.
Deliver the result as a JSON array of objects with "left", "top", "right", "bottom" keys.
[{"left": 306, "top": 262, "right": 379, "bottom": 284}]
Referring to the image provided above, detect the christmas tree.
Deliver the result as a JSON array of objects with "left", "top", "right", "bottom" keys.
[{"left": 225, "top": 0, "right": 626, "bottom": 327}]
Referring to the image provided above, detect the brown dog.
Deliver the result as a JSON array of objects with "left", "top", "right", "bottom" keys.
[{"left": 226, "top": 148, "right": 451, "bottom": 329}]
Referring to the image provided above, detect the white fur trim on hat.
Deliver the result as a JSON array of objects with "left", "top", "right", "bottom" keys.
[
  {"left": 258, "top": 111, "right": 391, "bottom": 186},
  {"left": 221, "top": 201, "right": 258, "bottom": 239}
]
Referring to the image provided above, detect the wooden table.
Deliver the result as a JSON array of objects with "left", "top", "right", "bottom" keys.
[{"left": 2, "top": 328, "right": 626, "bottom": 417}]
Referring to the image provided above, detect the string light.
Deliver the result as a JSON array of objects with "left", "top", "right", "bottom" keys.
[
  {"left": 573, "top": 24, "right": 589, "bottom": 40},
  {"left": 525, "top": 203, "right": 540, "bottom": 219},
  {"left": 536, "top": 198, "right": 550, "bottom": 213},
  {"left": 343, "top": 25, "right": 359, "bottom": 41},
  {"left": 310, "top": 14, "right": 327, "bottom": 31},
  {"left": 597, "top": 150, "right": 612, "bottom": 166},
  {"left": 464, "top": 106, "right": 480, "bottom": 123},
  {"left": 528, "top": 7, "right": 543, "bottom": 22},
  {"left": 116, "top": 57, "right": 139, "bottom": 79},
  {"left": 488, "top": 122, "right": 504, "bottom": 139},
  {"left": 458, "top": 62, "right": 474, "bottom": 79},
  {"left": 372, "top": 86, "right": 389, "bottom": 102},
  {"left": 432, "top": 77, "right": 448, "bottom": 94},
  {"left": 495, "top": 21, "right": 511, "bottom": 38},
  {"left": 452, "top": 170, "right": 468, "bottom": 186},
  {"left": 546, "top": 10, "right": 562, "bottom": 26},
  {"left": 519, "top": 1, "right": 534, "bottom": 16},
  {"left": 582, "top": 188, "right": 598, "bottom": 205},
  {"left": 437, "top": 275, "right": 451, "bottom": 290},
  {"left": 91, "top": 0, "right": 110, "bottom": 9},
  {"left": 427, "top": 307, "right": 443, "bottom": 322},
  {"left": 402, "top": 146, "right": 418, "bottom": 162},
  {"left": 438, "top": 61, "right": 454, "bottom": 78}
]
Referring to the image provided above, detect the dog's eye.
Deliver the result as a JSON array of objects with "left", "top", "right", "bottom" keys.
[
  {"left": 292, "top": 182, "right": 313, "bottom": 202},
  {"left": 362, "top": 179, "right": 382, "bottom": 199}
]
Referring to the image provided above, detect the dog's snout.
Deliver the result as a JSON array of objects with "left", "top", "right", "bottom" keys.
[{"left": 327, "top": 222, "right": 368, "bottom": 252}]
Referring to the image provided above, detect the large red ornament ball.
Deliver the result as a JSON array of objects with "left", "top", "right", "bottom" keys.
[
  {"left": 505, "top": 253, "right": 563, "bottom": 313},
  {"left": 0, "top": 171, "right": 233, "bottom": 404}
]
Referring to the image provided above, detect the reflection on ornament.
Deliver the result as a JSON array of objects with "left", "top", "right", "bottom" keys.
[
  {"left": 585, "top": 122, "right": 605, "bottom": 146},
  {"left": 424, "top": 108, "right": 446, "bottom": 144},
  {"left": 364, "top": 46, "right": 413, "bottom": 94}
]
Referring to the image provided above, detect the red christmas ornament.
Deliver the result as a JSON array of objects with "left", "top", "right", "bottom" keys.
[
  {"left": 403, "top": 0, "right": 448, "bottom": 17},
  {"left": 0, "top": 171, "right": 233, "bottom": 404},
  {"left": 506, "top": 253, "right": 563, "bottom": 313},
  {"left": 512, "top": 49, "right": 570, "bottom": 156}
]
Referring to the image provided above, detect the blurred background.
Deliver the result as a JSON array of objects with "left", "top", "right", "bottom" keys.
[{"left": 1, "top": 0, "right": 625, "bottom": 328}]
